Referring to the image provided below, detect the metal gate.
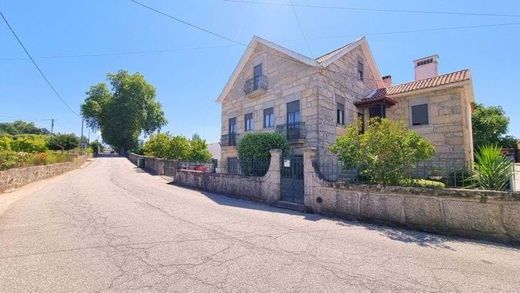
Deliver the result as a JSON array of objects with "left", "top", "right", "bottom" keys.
[{"left": 281, "top": 155, "right": 304, "bottom": 204}]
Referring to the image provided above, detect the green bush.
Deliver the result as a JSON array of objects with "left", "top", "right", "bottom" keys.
[
  {"left": 238, "top": 132, "right": 289, "bottom": 160},
  {"left": 330, "top": 118, "right": 435, "bottom": 185},
  {"left": 47, "top": 133, "right": 80, "bottom": 150},
  {"left": 469, "top": 145, "right": 512, "bottom": 191},
  {"left": 89, "top": 140, "right": 104, "bottom": 155},
  {"left": 0, "top": 150, "right": 75, "bottom": 170},
  {"left": 10, "top": 135, "right": 48, "bottom": 153},
  {"left": 0, "top": 136, "right": 12, "bottom": 151}
]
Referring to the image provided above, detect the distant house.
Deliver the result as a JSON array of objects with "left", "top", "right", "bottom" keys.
[
  {"left": 216, "top": 36, "right": 475, "bottom": 169},
  {"left": 207, "top": 143, "right": 221, "bottom": 160}
]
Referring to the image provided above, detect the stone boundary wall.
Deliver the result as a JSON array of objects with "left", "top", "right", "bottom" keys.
[
  {"left": 303, "top": 148, "right": 520, "bottom": 244},
  {"left": 0, "top": 156, "right": 90, "bottom": 193},
  {"left": 174, "top": 150, "right": 282, "bottom": 204},
  {"left": 127, "top": 153, "right": 174, "bottom": 176}
]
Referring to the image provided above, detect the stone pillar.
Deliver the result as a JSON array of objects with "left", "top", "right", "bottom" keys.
[
  {"left": 263, "top": 149, "right": 282, "bottom": 203},
  {"left": 304, "top": 147, "right": 318, "bottom": 209}
]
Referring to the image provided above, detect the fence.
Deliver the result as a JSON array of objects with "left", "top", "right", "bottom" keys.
[
  {"left": 316, "top": 156, "right": 517, "bottom": 190},
  {"left": 168, "top": 158, "right": 270, "bottom": 177}
]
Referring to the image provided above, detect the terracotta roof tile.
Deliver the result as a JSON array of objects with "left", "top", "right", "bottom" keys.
[{"left": 356, "top": 69, "right": 471, "bottom": 106}]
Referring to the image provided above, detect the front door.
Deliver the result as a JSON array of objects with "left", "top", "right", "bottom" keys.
[{"left": 281, "top": 155, "right": 304, "bottom": 204}]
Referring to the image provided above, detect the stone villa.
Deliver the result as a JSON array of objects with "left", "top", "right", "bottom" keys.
[{"left": 216, "top": 36, "right": 474, "bottom": 169}]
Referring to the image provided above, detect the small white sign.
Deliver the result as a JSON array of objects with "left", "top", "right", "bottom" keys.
[{"left": 283, "top": 159, "right": 291, "bottom": 167}]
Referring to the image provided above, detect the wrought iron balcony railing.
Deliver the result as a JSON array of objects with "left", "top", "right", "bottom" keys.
[
  {"left": 276, "top": 122, "right": 306, "bottom": 141},
  {"left": 244, "top": 75, "right": 268, "bottom": 96},
  {"left": 221, "top": 133, "right": 239, "bottom": 147}
]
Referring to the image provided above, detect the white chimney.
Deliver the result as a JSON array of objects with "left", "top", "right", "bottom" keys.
[
  {"left": 414, "top": 55, "right": 439, "bottom": 80},
  {"left": 382, "top": 75, "right": 392, "bottom": 88}
]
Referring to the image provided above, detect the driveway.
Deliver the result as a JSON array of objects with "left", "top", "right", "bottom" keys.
[{"left": 0, "top": 157, "right": 519, "bottom": 292}]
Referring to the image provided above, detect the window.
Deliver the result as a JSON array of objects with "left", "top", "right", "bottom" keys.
[
  {"left": 263, "top": 107, "right": 274, "bottom": 128},
  {"left": 287, "top": 100, "right": 300, "bottom": 125},
  {"left": 369, "top": 104, "right": 385, "bottom": 119},
  {"left": 244, "top": 113, "right": 253, "bottom": 131},
  {"left": 411, "top": 104, "right": 429, "bottom": 126},
  {"left": 228, "top": 117, "right": 236, "bottom": 134},
  {"left": 336, "top": 103, "right": 345, "bottom": 125},
  {"left": 357, "top": 61, "right": 364, "bottom": 81},
  {"left": 253, "top": 63, "right": 263, "bottom": 90}
]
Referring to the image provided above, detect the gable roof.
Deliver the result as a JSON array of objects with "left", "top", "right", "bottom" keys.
[
  {"left": 216, "top": 36, "right": 384, "bottom": 103},
  {"left": 356, "top": 69, "right": 471, "bottom": 106},
  {"left": 216, "top": 36, "right": 318, "bottom": 103}
]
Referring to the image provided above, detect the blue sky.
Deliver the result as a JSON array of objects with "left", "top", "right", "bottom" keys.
[{"left": 1, "top": 0, "right": 519, "bottom": 142}]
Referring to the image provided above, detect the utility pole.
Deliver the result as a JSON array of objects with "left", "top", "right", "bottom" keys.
[
  {"left": 80, "top": 118, "right": 84, "bottom": 155},
  {"left": 50, "top": 118, "right": 54, "bottom": 134}
]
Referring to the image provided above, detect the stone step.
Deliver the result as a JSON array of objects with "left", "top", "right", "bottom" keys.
[{"left": 271, "top": 201, "right": 309, "bottom": 213}]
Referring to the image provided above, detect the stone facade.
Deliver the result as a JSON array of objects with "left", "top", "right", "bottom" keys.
[
  {"left": 385, "top": 86, "right": 474, "bottom": 163},
  {"left": 217, "top": 36, "right": 474, "bottom": 167}
]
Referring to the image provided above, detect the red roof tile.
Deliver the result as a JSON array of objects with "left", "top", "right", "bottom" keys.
[{"left": 356, "top": 69, "right": 471, "bottom": 107}]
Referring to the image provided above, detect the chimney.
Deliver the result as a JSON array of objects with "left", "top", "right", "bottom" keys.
[
  {"left": 414, "top": 55, "right": 439, "bottom": 80},
  {"left": 382, "top": 75, "right": 392, "bottom": 88}
]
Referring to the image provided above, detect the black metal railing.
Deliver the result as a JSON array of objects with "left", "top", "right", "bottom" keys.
[
  {"left": 276, "top": 122, "right": 306, "bottom": 141},
  {"left": 316, "top": 157, "right": 477, "bottom": 189},
  {"left": 221, "top": 133, "right": 239, "bottom": 147},
  {"left": 178, "top": 158, "right": 270, "bottom": 177},
  {"left": 244, "top": 75, "right": 268, "bottom": 95}
]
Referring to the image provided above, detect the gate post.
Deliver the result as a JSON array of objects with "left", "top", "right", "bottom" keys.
[
  {"left": 303, "top": 147, "right": 317, "bottom": 208},
  {"left": 263, "top": 149, "right": 282, "bottom": 203}
]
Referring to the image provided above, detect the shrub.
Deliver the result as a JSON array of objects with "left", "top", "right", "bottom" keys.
[
  {"left": 0, "top": 135, "right": 12, "bottom": 151},
  {"left": 89, "top": 140, "right": 104, "bottom": 155},
  {"left": 10, "top": 135, "right": 48, "bottom": 153},
  {"left": 0, "top": 150, "right": 74, "bottom": 170},
  {"left": 330, "top": 118, "right": 435, "bottom": 185},
  {"left": 469, "top": 145, "right": 512, "bottom": 191},
  {"left": 47, "top": 133, "right": 80, "bottom": 150},
  {"left": 238, "top": 132, "right": 289, "bottom": 160}
]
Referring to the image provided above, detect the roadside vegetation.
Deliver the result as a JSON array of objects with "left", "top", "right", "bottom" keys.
[
  {"left": 0, "top": 122, "right": 95, "bottom": 170},
  {"left": 141, "top": 133, "right": 212, "bottom": 163}
]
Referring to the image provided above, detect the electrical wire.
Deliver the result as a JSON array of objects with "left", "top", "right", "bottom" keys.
[
  {"left": 1, "top": 11, "right": 79, "bottom": 116},
  {"left": 223, "top": 0, "right": 520, "bottom": 18}
]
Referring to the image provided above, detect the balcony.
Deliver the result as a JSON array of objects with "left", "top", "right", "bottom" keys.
[
  {"left": 221, "top": 133, "right": 239, "bottom": 147},
  {"left": 244, "top": 75, "right": 268, "bottom": 97},
  {"left": 276, "top": 122, "right": 306, "bottom": 144}
]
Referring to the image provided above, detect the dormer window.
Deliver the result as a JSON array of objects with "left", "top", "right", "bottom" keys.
[{"left": 357, "top": 61, "right": 364, "bottom": 81}]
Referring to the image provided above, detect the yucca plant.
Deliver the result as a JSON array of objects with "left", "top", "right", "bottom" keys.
[{"left": 469, "top": 145, "right": 512, "bottom": 191}]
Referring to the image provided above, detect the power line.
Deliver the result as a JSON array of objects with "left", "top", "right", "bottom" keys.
[
  {"left": 0, "top": 11, "right": 79, "bottom": 116},
  {"left": 223, "top": 0, "right": 520, "bottom": 18},
  {"left": 130, "top": 0, "right": 245, "bottom": 46},
  {"left": 288, "top": 0, "right": 312, "bottom": 55}
]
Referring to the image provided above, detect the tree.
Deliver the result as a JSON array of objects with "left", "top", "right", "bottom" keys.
[
  {"left": 330, "top": 118, "right": 435, "bottom": 185},
  {"left": 142, "top": 133, "right": 190, "bottom": 160},
  {"left": 188, "top": 134, "right": 212, "bottom": 163},
  {"left": 472, "top": 103, "right": 514, "bottom": 149},
  {"left": 89, "top": 140, "right": 104, "bottom": 155},
  {"left": 81, "top": 70, "right": 167, "bottom": 154},
  {"left": 47, "top": 133, "right": 80, "bottom": 151},
  {"left": 0, "top": 120, "right": 49, "bottom": 135}
]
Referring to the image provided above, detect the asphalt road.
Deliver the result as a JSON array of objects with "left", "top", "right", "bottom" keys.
[{"left": 1, "top": 157, "right": 519, "bottom": 292}]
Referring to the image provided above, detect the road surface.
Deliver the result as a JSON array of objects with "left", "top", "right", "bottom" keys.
[{"left": 1, "top": 157, "right": 519, "bottom": 292}]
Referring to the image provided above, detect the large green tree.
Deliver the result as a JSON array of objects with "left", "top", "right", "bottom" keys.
[
  {"left": 472, "top": 103, "right": 516, "bottom": 149},
  {"left": 81, "top": 70, "right": 167, "bottom": 153}
]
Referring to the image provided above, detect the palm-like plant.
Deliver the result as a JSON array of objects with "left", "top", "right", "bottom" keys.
[{"left": 470, "top": 145, "right": 512, "bottom": 191}]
